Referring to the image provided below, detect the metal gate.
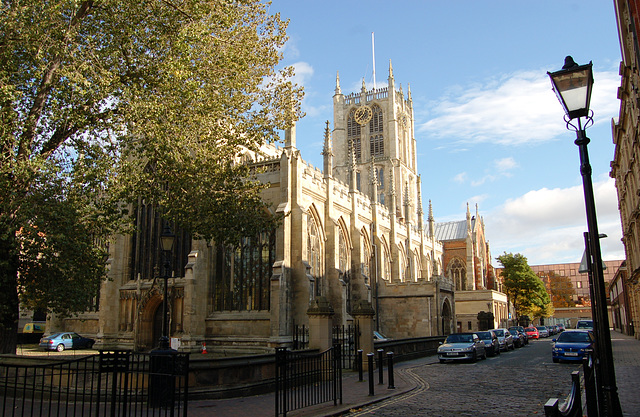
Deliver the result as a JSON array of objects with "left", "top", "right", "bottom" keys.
[
  {"left": 333, "top": 324, "right": 359, "bottom": 369},
  {"left": 275, "top": 344, "right": 342, "bottom": 416},
  {"left": 1, "top": 350, "right": 189, "bottom": 417}
]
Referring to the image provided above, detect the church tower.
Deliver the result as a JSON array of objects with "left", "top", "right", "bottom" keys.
[{"left": 332, "top": 61, "right": 420, "bottom": 223}]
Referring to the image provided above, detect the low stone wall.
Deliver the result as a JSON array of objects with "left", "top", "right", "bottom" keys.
[{"left": 373, "top": 336, "right": 446, "bottom": 362}]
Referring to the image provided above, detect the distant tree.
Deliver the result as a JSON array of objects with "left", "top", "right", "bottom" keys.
[
  {"left": 0, "top": 0, "right": 303, "bottom": 353},
  {"left": 541, "top": 271, "right": 576, "bottom": 308},
  {"left": 497, "top": 252, "right": 553, "bottom": 322}
]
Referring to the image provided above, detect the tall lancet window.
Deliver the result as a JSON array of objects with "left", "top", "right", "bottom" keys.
[
  {"left": 449, "top": 258, "right": 466, "bottom": 291},
  {"left": 347, "top": 109, "right": 362, "bottom": 161},
  {"left": 369, "top": 105, "right": 384, "bottom": 157},
  {"left": 307, "top": 214, "right": 324, "bottom": 297}
]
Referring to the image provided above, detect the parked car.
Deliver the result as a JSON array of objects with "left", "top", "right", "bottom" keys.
[
  {"left": 490, "top": 328, "right": 514, "bottom": 351},
  {"left": 524, "top": 326, "right": 539, "bottom": 339},
  {"left": 576, "top": 319, "right": 594, "bottom": 330},
  {"left": 536, "top": 326, "right": 550, "bottom": 338},
  {"left": 509, "top": 326, "right": 529, "bottom": 345},
  {"left": 547, "top": 325, "right": 557, "bottom": 336},
  {"left": 39, "top": 332, "right": 95, "bottom": 352},
  {"left": 476, "top": 330, "right": 501, "bottom": 357},
  {"left": 552, "top": 329, "right": 595, "bottom": 363},
  {"left": 508, "top": 328, "right": 526, "bottom": 348},
  {"left": 557, "top": 323, "right": 566, "bottom": 332},
  {"left": 22, "top": 322, "right": 46, "bottom": 333},
  {"left": 437, "top": 332, "right": 487, "bottom": 363}
]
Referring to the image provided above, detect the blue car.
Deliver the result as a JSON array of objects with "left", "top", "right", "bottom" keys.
[
  {"left": 552, "top": 329, "right": 594, "bottom": 363},
  {"left": 39, "top": 332, "right": 95, "bottom": 352}
]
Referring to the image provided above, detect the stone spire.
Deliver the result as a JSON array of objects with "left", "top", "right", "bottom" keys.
[
  {"left": 322, "top": 120, "right": 333, "bottom": 177},
  {"left": 284, "top": 96, "right": 296, "bottom": 148},
  {"left": 370, "top": 159, "right": 378, "bottom": 204},
  {"left": 335, "top": 71, "right": 342, "bottom": 95},
  {"left": 407, "top": 83, "right": 412, "bottom": 102},
  {"left": 428, "top": 200, "right": 435, "bottom": 238},
  {"left": 349, "top": 139, "right": 357, "bottom": 192}
]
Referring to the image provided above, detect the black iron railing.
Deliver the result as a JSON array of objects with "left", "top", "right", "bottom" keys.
[
  {"left": 0, "top": 350, "right": 189, "bottom": 417},
  {"left": 332, "top": 324, "right": 359, "bottom": 369},
  {"left": 275, "top": 344, "right": 342, "bottom": 416}
]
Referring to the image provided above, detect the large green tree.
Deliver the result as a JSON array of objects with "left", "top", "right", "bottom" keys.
[
  {"left": 497, "top": 252, "right": 553, "bottom": 323},
  {"left": 0, "top": 0, "right": 303, "bottom": 353}
]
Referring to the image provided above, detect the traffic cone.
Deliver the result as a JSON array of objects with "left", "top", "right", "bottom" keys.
[{"left": 201, "top": 342, "right": 208, "bottom": 354}]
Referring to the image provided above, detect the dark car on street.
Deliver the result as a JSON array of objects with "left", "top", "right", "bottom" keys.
[
  {"left": 476, "top": 330, "right": 501, "bottom": 357},
  {"left": 509, "top": 326, "right": 529, "bottom": 345},
  {"left": 552, "top": 329, "right": 595, "bottom": 363},
  {"left": 508, "top": 328, "right": 526, "bottom": 348}
]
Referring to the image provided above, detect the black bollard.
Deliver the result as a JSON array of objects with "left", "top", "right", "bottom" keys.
[
  {"left": 367, "top": 353, "right": 375, "bottom": 396},
  {"left": 357, "top": 349, "right": 364, "bottom": 382},
  {"left": 377, "top": 348, "right": 384, "bottom": 385},
  {"left": 387, "top": 351, "right": 395, "bottom": 389}
]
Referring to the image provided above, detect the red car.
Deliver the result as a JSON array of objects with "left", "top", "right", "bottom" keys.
[{"left": 524, "top": 327, "right": 539, "bottom": 339}]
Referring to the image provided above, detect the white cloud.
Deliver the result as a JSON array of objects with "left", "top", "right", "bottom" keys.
[
  {"left": 485, "top": 177, "right": 624, "bottom": 265},
  {"left": 418, "top": 69, "right": 620, "bottom": 147},
  {"left": 495, "top": 157, "right": 518, "bottom": 172},
  {"left": 453, "top": 172, "right": 467, "bottom": 183},
  {"left": 291, "top": 61, "right": 314, "bottom": 87}
]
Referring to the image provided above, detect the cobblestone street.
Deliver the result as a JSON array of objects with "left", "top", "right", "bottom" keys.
[{"left": 345, "top": 338, "right": 580, "bottom": 416}]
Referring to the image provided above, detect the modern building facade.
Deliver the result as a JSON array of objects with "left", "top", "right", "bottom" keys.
[
  {"left": 531, "top": 260, "right": 623, "bottom": 326},
  {"left": 612, "top": 0, "right": 640, "bottom": 339}
]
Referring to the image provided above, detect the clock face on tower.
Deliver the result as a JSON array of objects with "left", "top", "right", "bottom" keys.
[{"left": 354, "top": 105, "right": 373, "bottom": 125}]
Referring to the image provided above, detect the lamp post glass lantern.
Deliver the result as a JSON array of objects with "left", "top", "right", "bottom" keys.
[
  {"left": 548, "top": 56, "right": 622, "bottom": 416},
  {"left": 159, "top": 223, "right": 175, "bottom": 350}
]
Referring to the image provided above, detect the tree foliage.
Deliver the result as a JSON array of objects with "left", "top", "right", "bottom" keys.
[
  {"left": 497, "top": 252, "right": 554, "bottom": 321},
  {"left": 540, "top": 271, "right": 576, "bottom": 308},
  {"left": 0, "top": 0, "right": 303, "bottom": 353}
]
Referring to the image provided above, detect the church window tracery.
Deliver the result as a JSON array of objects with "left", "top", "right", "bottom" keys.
[
  {"left": 449, "top": 258, "right": 466, "bottom": 291},
  {"left": 307, "top": 214, "right": 324, "bottom": 297},
  {"left": 212, "top": 230, "right": 275, "bottom": 311}
]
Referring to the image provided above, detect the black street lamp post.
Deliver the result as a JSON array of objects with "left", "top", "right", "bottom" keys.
[
  {"left": 159, "top": 224, "right": 176, "bottom": 350},
  {"left": 148, "top": 223, "right": 177, "bottom": 408},
  {"left": 548, "top": 56, "right": 622, "bottom": 416}
]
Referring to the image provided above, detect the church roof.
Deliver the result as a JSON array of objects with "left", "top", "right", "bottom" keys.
[{"left": 434, "top": 219, "right": 474, "bottom": 241}]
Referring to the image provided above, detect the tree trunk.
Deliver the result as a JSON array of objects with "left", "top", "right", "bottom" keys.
[{"left": 0, "top": 229, "right": 20, "bottom": 354}]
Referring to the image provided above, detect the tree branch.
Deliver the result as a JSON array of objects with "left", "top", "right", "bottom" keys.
[{"left": 17, "top": 1, "right": 95, "bottom": 161}]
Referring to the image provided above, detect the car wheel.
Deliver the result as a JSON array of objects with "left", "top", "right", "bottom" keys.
[
  {"left": 553, "top": 358, "right": 559, "bottom": 363},
  {"left": 496, "top": 346, "right": 500, "bottom": 356},
  {"left": 56, "top": 344, "right": 65, "bottom": 352},
  {"left": 482, "top": 350, "right": 487, "bottom": 360},
  {"left": 87, "top": 341, "right": 95, "bottom": 349},
  {"left": 439, "top": 359, "right": 446, "bottom": 364},
  {"left": 471, "top": 350, "right": 477, "bottom": 362}
]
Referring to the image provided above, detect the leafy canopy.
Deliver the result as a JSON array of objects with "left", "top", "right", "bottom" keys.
[
  {"left": 0, "top": 0, "right": 303, "bottom": 349},
  {"left": 497, "top": 252, "right": 553, "bottom": 320}
]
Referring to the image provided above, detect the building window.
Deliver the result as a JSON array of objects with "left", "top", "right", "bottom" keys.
[
  {"left": 307, "top": 215, "right": 324, "bottom": 297},
  {"left": 130, "top": 198, "right": 191, "bottom": 281},
  {"left": 468, "top": 321, "right": 472, "bottom": 330},
  {"left": 449, "top": 258, "right": 466, "bottom": 291},
  {"left": 576, "top": 281, "right": 583, "bottom": 289},
  {"left": 370, "top": 134, "right": 384, "bottom": 157},
  {"left": 212, "top": 230, "right": 275, "bottom": 311}
]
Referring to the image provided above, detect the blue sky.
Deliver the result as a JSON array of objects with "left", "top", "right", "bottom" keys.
[{"left": 268, "top": 0, "right": 625, "bottom": 266}]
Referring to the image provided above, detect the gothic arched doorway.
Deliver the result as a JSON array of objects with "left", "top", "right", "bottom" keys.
[{"left": 442, "top": 299, "right": 452, "bottom": 335}]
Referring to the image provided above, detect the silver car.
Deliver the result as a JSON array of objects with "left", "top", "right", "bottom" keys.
[
  {"left": 491, "top": 328, "right": 515, "bottom": 351},
  {"left": 438, "top": 332, "right": 487, "bottom": 363},
  {"left": 536, "top": 326, "right": 550, "bottom": 337}
]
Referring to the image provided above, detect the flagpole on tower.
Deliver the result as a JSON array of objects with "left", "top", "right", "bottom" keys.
[{"left": 371, "top": 32, "right": 376, "bottom": 90}]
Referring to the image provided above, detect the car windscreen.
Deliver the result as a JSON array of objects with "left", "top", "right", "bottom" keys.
[
  {"left": 446, "top": 334, "right": 473, "bottom": 343},
  {"left": 493, "top": 330, "right": 504, "bottom": 336},
  {"left": 476, "top": 332, "right": 491, "bottom": 339},
  {"left": 558, "top": 332, "right": 591, "bottom": 343}
]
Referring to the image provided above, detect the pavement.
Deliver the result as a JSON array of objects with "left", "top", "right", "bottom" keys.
[{"left": 187, "top": 330, "right": 640, "bottom": 417}]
